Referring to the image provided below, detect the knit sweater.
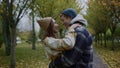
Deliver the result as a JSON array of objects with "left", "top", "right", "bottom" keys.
[{"left": 43, "top": 27, "right": 76, "bottom": 60}]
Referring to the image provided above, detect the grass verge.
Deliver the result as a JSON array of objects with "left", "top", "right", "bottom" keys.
[
  {"left": 94, "top": 42, "right": 120, "bottom": 68},
  {"left": 0, "top": 42, "right": 49, "bottom": 68}
]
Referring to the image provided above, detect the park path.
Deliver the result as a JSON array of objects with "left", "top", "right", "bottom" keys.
[{"left": 93, "top": 50, "right": 108, "bottom": 68}]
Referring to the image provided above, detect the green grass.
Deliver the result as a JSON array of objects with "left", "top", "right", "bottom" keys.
[
  {"left": 0, "top": 42, "right": 49, "bottom": 68},
  {"left": 94, "top": 41, "right": 120, "bottom": 68},
  {"left": 1, "top": 41, "right": 120, "bottom": 68}
]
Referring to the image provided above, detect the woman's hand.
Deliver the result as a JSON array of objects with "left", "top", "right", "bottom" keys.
[{"left": 70, "top": 23, "right": 80, "bottom": 29}]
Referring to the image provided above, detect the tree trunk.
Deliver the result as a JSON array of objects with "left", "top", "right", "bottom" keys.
[
  {"left": 1, "top": 0, "right": 11, "bottom": 56},
  {"left": 2, "top": 17, "right": 11, "bottom": 56},
  {"left": 0, "top": 33, "right": 3, "bottom": 48},
  {"left": 0, "top": 42, "right": 2, "bottom": 48},
  {"left": 10, "top": 27, "right": 16, "bottom": 68},
  {"left": 98, "top": 34, "right": 100, "bottom": 44},
  {"left": 5, "top": 24, "right": 11, "bottom": 56},
  {"left": 32, "top": 15, "right": 36, "bottom": 50},
  {"left": 104, "top": 32, "right": 107, "bottom": 47},
  {"left": 95, "top": 35, "right": 98, "bottom": 45},
  {"left": 111, "top": 32, "right": 114, "bottom": 50},
  {"left": 100, "top": 33, "right": 103, "bottom": 45}
]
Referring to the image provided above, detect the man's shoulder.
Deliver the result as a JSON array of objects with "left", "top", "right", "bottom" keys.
[
  {"left": 74, "top": 26, "right": 85, "bottom": 31},
  {"left": 74, "top": 26, "right": 88, "bottom": 34},
  {"left": 75, "top": 26, "right": 92, "bottom": 38}
]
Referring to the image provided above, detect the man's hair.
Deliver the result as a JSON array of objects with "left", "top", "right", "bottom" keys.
[{"left": 60, "top": 14, "right": 71, "bottom": 19}]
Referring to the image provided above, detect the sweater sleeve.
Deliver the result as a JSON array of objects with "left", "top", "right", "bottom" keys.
[{"left": 43, "top": 28, "right": 76, "bottom": 51}]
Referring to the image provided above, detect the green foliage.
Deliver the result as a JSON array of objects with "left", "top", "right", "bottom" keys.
[
  {"left": 114, "top": 23, "right": 120, "bottom": 37},
  {"left": 106, "top": 29, "right": 112, "bottom": 38},
  {"left": 36, "top": 0, "right": 80, "bottom": 29},
  {"left": 85, "top": 0, "right": 110, "bottom": 35},
  {"left": 0, "top": 3, "right": 2, "bottom": 38},
  {"left": 86, "top": 0, "right": 120, "bottom": 50},
  {"left": 87, "top": 27, "right": 95, "bottom": 36},
  {"left": 0, "top": 2, "right": 3, "bottom": 18},
  {"left": 36, "top": 0, "right": 80, "bottom": 38}
]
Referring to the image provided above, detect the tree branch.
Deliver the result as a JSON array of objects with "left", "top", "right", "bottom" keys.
[
  {"left": 15, "top": 0, "right": 29, "bottom": 23},
  {"left": 15, "top": 0, "right": 36, "bottom": 26},
  {"left": 13, "top": 0, "right": 20, "bottom": 16}
]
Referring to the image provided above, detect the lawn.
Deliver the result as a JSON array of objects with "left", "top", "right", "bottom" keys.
[
  {"left": 0, "top": 41, "right": 120, "bottom": 68},
  {"left": 94, "top": 42, "right": 120, "bottom": 68},
  {"left": 0, "top": 42, "right": 49, "bottom": 68}
]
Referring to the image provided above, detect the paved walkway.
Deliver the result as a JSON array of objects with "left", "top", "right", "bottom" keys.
[{"left": 93, "top": 50, "right": 108, "bottom": 68}]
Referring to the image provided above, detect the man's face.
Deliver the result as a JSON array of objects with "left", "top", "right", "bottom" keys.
[{"left": 60, "top": 15, "right": 72, "bottom": 27}]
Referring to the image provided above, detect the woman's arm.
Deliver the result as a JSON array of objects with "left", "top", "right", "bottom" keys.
[{"left": 43, "top": 27, "right": 76, "bottom": 51}]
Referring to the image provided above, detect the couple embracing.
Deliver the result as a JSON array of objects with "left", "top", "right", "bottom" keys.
[{"left": 37, "top": 8, "right": 93, "bottom": 68}]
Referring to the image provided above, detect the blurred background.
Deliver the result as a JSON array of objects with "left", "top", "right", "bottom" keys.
[{"left": 0, "top": 0, "right": 120, "bottom": 68}]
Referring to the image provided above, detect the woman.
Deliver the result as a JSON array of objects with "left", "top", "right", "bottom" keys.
[
  {"left": 37, "top": 17, "right": 76, "bottom": 61},
  {"left": 37, "top": 17, "right": 62, "bottom": 60}
]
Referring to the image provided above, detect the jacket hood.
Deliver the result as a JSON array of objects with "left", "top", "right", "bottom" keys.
[{"left": 70, "top": 14, "right": 88, "bottom": 26}]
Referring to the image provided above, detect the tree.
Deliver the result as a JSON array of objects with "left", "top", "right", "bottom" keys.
[
  {"left": 114, "top": 23, "right": 120, "bottom": 38},
  {"left": 86, "top": 0, "right": 110, "bottom": 47},
  {"left": 1, "top": 0, "right": 36, "bottom": 68},
  {"left": 0, "top": 5, "right": 3, "bottom": 48},
  {"left": 101, "top": 0, "right": 120, "bottom": 50},
  {"left": 0, "top": 0, "right": 12, "bottom": 56},
  {"left": 106, "top": 0, "right": 120, "bottom": 50},
  {"left": 0, "top": 20, "right": 3, "bottom": 48},
  {"left": 115, "top": 25, "right": 120, "bottom": 43},
  {"left": 36, "top": 0, "right": 80, "bottom": 38},
  {"left": 30, "top": 3, "right": 37, "bottom": 50},
  {"left": 86, "top": 0, "right": 120, "bottom": 50}
]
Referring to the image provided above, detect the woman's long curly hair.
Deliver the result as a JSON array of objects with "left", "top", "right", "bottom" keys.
[{"left": 43, "top": 20, "right": 57, "bottom": 39}]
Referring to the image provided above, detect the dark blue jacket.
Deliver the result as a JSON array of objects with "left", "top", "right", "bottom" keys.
[{"left": 49, "top": 26, "right": 93, "bottom": 68}]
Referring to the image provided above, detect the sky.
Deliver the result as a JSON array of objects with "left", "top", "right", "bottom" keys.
[{"left": 76, "top": 0, "right": 88, "bottom": 15}]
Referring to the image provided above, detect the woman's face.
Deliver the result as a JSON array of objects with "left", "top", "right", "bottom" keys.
[
  {"left": 53, "top": 20, "right": 58, "bottom": 33},
  {"left": 53, "top": 23, "right": 59, "bottom": 33}
]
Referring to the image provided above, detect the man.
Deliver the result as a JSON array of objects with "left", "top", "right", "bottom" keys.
[{"left": 44, "top": 8, "right": 93, "bottom": 68}]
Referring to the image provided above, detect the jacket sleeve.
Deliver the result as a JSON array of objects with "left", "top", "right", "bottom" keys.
[{"left": 43, "top": 28, "right": 76, "bottom": 51}]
